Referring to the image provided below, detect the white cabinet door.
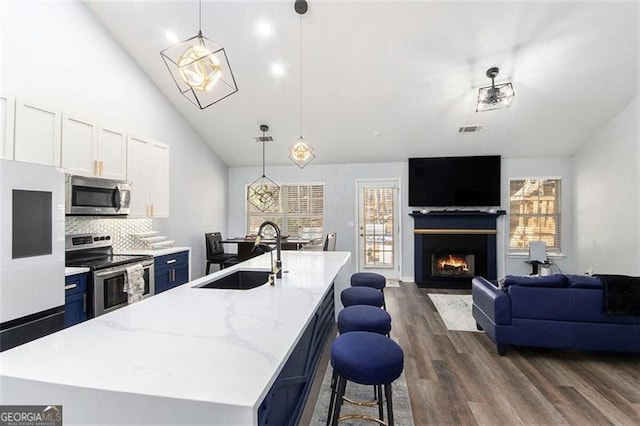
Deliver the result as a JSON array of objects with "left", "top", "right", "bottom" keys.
[
  {"left": 14, "top": 99, "right": 61, "bottom": 166},
  {"left": 126, "top": 135, "right": 151, "bottom": 218},
  {"left": 0, "top": 95, "right": 15, "bottom": 160},
  {"left": 61, "top": 113, "right": 98, "bottom": 176},
  {"left": 126, "top": 135, "right": 170, "bottom": 218},
  {"left": 97, "top": 126, "right": 127, "bottom": 180},
  {"left": 149, "top": 141, "right": 170, "bottom": 218}
]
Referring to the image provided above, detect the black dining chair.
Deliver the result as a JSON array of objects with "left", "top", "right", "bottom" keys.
[
  {"left": 323, "top": 232, "right": 337, "bottom": 251},
  {"left": 205, "top": 232, "right": 238, "bottom": 274}
]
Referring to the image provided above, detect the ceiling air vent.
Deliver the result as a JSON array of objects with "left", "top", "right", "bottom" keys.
[{"left": 458, "top": 125, "right": 483, "bottom": 133}]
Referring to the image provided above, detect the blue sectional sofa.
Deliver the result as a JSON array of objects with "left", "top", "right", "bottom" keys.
[{"left": 472, "top": 274, "right": 640, "bottom": 355}]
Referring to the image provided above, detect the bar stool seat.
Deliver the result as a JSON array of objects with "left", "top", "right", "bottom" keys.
[
  {"left": 351, "top": 272, "right": 386, "bottom": 290},
  {"left": 338, "top": 305, "right": 391, "bottom": 335},
  {"left": 340, "top": 286, "right": 384, "bottom": 308},
  {"left": 328, "top": 331, "right": 404, "bottom": 425}
]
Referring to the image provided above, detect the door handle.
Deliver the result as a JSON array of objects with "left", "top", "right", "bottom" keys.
[
  {"left": 65, "top": 283, "right": 78, "bottom": 290},
  {"left": 166, "top": 259, "right": 177, "bottom": 264}
]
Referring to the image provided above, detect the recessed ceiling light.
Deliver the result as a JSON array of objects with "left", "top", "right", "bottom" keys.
[
  {"left": 373, "top": 131, "right": 382, "bottom": 136},
  {"left": 165, "top": 31, "right": 178, "bottom": 44},
  {"left": 256, "top": 21, "right": 273, "bottom": 37},
  {"left": 271, "top": 63, "right": 285, "bottom": 76}
]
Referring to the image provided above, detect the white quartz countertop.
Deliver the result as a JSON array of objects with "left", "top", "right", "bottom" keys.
[
  {"left": 118, "top": 246, "right": 190, "bottom": 256},
  {"left": 64, "top": 267, "right": 90, "bottom": 276},
  {"left": 0, "top": 251, "right": 351, "bottom": 425}
]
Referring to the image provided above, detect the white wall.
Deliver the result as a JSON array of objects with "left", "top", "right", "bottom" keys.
[
  {"left": 228, "top": 157, "right": 575, "bottom": 281},
  {"left": 1, "top": 1, "right": 227, "bottom": 279},
  {"left": 573, "top": 97, "right": 639, "bottom": 275}
]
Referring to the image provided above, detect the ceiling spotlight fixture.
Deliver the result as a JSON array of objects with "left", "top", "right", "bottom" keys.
[
  {"left": 160, "top": 0, "right": 238, "bottom": 110},
  {"left": 248, "top": 125, "right": 280, "bottom": 212},
  {"left": 288, "top": 0, "right": 316, "bottom": 169},
  {"left": 476, "top": 67, "right": 514, "bottom": 112}
]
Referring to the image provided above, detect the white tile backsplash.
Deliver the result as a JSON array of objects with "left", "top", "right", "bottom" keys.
[{"left": 65, "top": 217, "right": 152, "bottom": 251}]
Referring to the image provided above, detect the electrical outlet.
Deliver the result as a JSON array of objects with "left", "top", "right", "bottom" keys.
[{"left": 585, "top": 267, "right": 593, "bottom": 275}]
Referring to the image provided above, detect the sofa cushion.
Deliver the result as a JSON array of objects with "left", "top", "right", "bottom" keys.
[
  {"left": 502, "top": 274, "right": 568, "bottom": 289},
  {"left": 566, "top": 274, "right": 603, "bottom": 289}
]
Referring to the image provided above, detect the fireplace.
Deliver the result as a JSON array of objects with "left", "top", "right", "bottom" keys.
[{"left": 410, "top": 211, "right": 504, "bottom": 288}]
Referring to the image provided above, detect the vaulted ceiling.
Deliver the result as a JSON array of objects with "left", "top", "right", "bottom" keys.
[{"left": 86, "top": 1, "right": 639, "bottom": 167}]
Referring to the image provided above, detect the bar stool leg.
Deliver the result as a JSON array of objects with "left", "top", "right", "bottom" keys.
[
  {"left": 377, "top": 384, "right": 384, "bottom": 421},
  {"left": 385, "top": 383, "right": 394, "bottom": 426},
  {"left": 331, "top": 376, "right": 347, "bottom": 426},
  {"left": 326, "top": 370, "right": 338, "bottom": 426}
]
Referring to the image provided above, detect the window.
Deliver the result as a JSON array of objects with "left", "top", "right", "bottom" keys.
[
  {"left": 247, "top": 183, "right": 324, "bottom": 237},
  {"left": 509, "top": 179, "right": 561, "bottom": 252}
]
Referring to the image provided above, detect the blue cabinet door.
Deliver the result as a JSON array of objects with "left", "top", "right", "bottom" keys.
[
  {"left": 154, "top": 251, "right": 189, "bottom": 294},
  {"left": 65, "top": 273, "right": 88, "bottom": 328}
]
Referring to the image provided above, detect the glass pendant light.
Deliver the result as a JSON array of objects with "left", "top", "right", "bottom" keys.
[
  {"left": 288, "top": 1, "right": 315, "bottom": 168},
  {"left": 161, "top": 0, "right": 238, "bottom": 109}
]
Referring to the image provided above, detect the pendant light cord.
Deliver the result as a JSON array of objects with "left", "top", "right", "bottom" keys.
[
  {"left": 299, "top": 14, "right": 303, "bottom": 139},
  {"left": 262, "top": 132, "right": 266, "bottom": 178},
  {"left": 199, "top": 0, "right": 202, "bottom": 33}
]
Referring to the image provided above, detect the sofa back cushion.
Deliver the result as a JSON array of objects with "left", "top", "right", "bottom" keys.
[
  {"left": 509, "top": 286, "right": 573, "bottom": 321},
  {"left": 566, "top": 274, "right": 603, "bottom": 289},
  {"left": 502, "top": 274, "right": 568, "bottom": 289}
]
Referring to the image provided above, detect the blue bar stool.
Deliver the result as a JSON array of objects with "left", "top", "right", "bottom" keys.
[
  {"left": 327, "top": 331, "right": 404, "bottom": 425},
  {"left": 338, "top": 305, "right": 391, "bottom": 336},
  {"left": 340, "top": 286, "right": 384, "bottom": 308},
  {"left": 351, "top": 272, "right": 387, "bottom": 309}
]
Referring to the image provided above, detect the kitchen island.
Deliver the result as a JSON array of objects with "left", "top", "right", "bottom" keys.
[{"left": 0, "top": 251, "right": 351, "bottom": 425}]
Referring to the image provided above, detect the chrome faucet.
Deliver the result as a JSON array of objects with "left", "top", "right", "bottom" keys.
[{"left": 254, "top": 221, "right": 282, "bottom": 278}]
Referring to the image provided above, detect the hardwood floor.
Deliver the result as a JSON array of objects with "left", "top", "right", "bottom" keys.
[{"left": 302, "top": 282, "right": 640, "bottom": 425}]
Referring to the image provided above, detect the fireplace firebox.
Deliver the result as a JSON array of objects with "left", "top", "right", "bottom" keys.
[{"left": 431, "top": 252, "right": 475, "bottom": 277}]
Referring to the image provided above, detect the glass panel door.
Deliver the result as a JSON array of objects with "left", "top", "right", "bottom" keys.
[{"left": 357, "top": 180, "right": 400, "bottom": 279}]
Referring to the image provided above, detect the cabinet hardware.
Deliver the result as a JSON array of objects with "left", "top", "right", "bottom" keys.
[
  {"left": 93, "top": 160, "right": 98, "bottom": 176},
  {"left": 99, "top": 161, "right": 104, "bottom": 176},
  {"left": 150, "top": 204, "right": 154, "bottom": 217},
  {"left": 166, "top": 259, "right": 177, "bottom": 264},
  {"left": 83, "top": 294, "right": 87, "bottom": 313},
  {"left": 65, "top": 283, "right": 78, "bottom": 290}
]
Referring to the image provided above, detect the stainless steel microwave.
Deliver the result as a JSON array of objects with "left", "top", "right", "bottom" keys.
[{"left": 65, "top": 174, "right": 131, "bottom": 216}]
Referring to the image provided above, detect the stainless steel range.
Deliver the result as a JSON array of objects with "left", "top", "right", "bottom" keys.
[{"left": 65, "top": 234, "right": 155, "bottom": 317}]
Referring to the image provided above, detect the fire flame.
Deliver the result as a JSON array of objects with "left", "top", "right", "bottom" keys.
[{"left": 437, "top": 254, "right": 469, "bottom": 272}]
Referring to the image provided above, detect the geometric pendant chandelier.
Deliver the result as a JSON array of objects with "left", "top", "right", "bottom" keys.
[
  {"left": 288, "top": 0, "right": 316, "bottom": 168},
  {"left": 476, "top": 67, "right": 515, "bottom": 112},
  {"left": 248, "top": 125, "right": 281, "bottom": 212},
  {"left": 160, "top": 0, "right": 238, "bottom": 110}
]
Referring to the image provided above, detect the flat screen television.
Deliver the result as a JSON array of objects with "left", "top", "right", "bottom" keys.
[{"left": 408, "top": 155, "right": 501, "bottom": 207}]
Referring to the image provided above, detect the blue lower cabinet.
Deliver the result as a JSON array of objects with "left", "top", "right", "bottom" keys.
[
  {"left": 64, "top": 273, "right": 88, "bottom": 328},
  {"left": 258, "top": 284, "right": 335, "bottom": 425},
  {"left": 154, "top": 251, "right": 189, "bottom": 294}
]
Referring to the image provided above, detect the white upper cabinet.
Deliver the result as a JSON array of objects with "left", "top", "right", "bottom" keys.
[
  {"left": 61, "top": 113, "right": 98, "bottom": 176},
  {"left": 97, "top": 126, "right": 127, "bottom": 180},
  {"left": 14, "top": 98, "right": 61, "bottom": 166},
  {"left": 0, "top": 95, "right": 15, "bottom": 160},
  {"left": 62, "top": 113, "right": 127, "bottom": 180},
  {"left": 149, "top": 141, "right": 170, "bottom": 218},
  {"left": 127, "top": 135, "right": 170, "bottom": 218}
]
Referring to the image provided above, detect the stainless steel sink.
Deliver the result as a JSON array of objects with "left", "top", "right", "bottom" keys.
[{"left": 199, "top": 270, "right": 271, "bottom": 290}]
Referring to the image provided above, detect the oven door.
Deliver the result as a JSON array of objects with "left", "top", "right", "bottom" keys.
[
  {"left": 65, "top": 175, "right": 131, "bottom": 216},
  {"left": 92, "top": 261, "right": 155, "bottom": 317}
]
